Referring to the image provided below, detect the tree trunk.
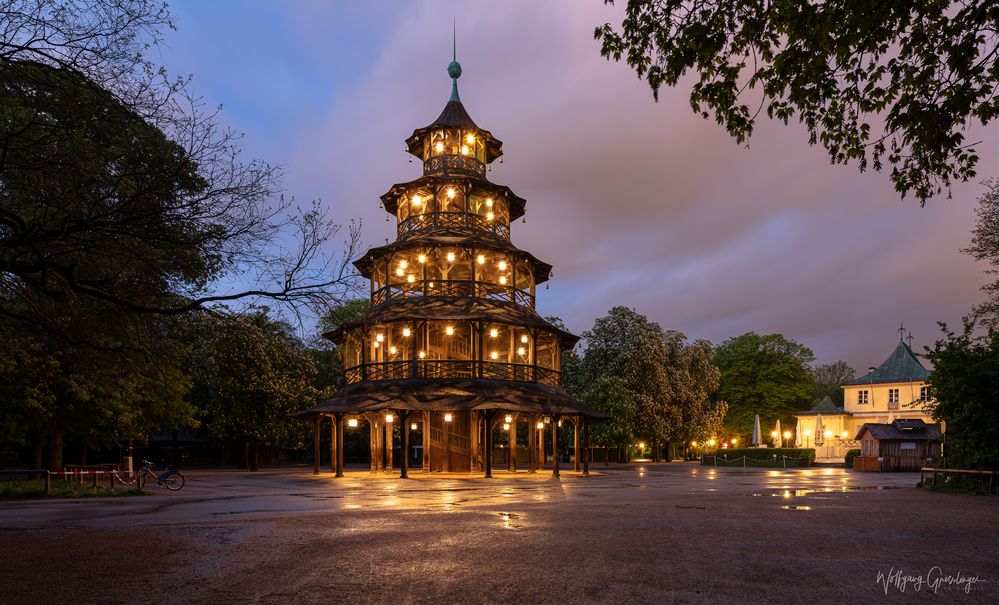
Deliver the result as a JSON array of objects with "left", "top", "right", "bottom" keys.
[
  {"left": 249, "top": 440, "right": 260, "bottom": 471},
  {"left": 48, "top": 431, "right": 64, "bottom": 471}
]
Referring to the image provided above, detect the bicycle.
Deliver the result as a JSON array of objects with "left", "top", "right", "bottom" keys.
[{"left": 113, "top": 460, "right": 185, "bottom": 491}]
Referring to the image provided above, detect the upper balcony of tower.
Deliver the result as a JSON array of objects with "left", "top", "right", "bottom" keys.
[{"left": 404, "top": 58, "right": 503, "bottom": 179}]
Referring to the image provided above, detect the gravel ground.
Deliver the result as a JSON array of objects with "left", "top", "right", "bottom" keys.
[{"left": 1, "top": 464, "right": 996, "bottom": 604}]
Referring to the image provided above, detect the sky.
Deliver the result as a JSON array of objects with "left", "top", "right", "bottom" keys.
[{"left": 160, "top": 0, "right": 995, "bottom": 371}]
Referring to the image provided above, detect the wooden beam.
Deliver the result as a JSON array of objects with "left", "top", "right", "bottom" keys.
[
  {"left": 335, "top": 414, "right": 345, "bottom": 478},
  {"left": 528, "top": 414, "right": 537, "bottom": 473},
  {"left": 400, "top": 411, "right": 409, "bottom": 479},
  {"left": 422, "top": 410, "right": 431, "bottom": 473},
  {"left": 582, "top": 418, "right": 590, "bottom": 476},
  {"left": 552, "top": 414, "right": 560, "bottom": 478},
  {"left": 484, "top": 410, "right": 494, "bottom": 478},
  {"left": 313, "top": 415, "right": 321, "bottom": 475},
  {"left": 574, "top": 416, "right": 581, "bottom": 472},
  {"left": 330, "top": 418, "right": 336, "bottom": 474}
]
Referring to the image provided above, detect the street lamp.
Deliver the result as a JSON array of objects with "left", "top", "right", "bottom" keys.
[
  {"left": 783, "top": 431, "right": 791, "bottom": 448},
  {"left": 804, "top": 429, "right": 812, "bottom": 448}
]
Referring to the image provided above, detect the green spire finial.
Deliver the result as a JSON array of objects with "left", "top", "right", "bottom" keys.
[{"left": 447, "top": 20, "right": 461, "bottom": 102}]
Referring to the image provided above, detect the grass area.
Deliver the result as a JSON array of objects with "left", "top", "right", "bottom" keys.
[{"left": 0, "top": 479, "right": 146, "bottom": 500}]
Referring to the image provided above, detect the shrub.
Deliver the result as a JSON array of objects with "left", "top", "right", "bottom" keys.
[
  {"left": 701, "top": 448, "right": 815, "bottom": 467},
  {"left": 844, "top": 448, "right": 861, "bottom": 469}
]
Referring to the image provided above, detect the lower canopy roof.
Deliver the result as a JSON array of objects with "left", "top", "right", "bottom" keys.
[{"left": 293, "top": 378, "right": 611, "bottom": 421}]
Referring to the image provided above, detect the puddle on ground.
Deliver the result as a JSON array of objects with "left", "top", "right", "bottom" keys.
[
  {"left": 748, "top": 486, "right": 903, "bottom": 497},
  {"left": 781, "top": 505, "right": 812, "bottom": 511},
  {"left": 497, "top": 511, "right": 523, "bottom": 529}
]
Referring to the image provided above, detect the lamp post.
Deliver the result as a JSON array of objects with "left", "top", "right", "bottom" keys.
[{"left": 783, "top": 431, "right": 791, "bottom": 449}]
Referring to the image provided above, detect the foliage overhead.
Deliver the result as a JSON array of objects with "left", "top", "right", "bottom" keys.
[
  {"left": 965, "top": 178, "right": 999, "bottom": 328},
  {"left": 712, "top": 332, "right": 815, "bottom": 435},
  {"left": 595, "top": 0, "right": 999, "bottom": 202},
  {"left": 811, "top": 360, "right": 856, "bottom": 406}
]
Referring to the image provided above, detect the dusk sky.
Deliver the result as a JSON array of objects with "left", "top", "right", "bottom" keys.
[{"left": 161, "top": 0, "right": 995, "bottom": 371}]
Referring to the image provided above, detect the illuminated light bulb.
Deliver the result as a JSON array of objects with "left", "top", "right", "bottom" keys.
[
  {"left": 375, "top": 334, "right": 384, "bottom": 342},
  {"left": 536, "top": 422, "right": 544, "bottom": 430},
  {"left": 477, "top": 254, "right": 485, "bottom": 264},
  {"left": 418, "top": 254, "right": 426, "bottom": 263},
  {"left": 708, "top": 439, "right": 716, "bottom": 446},
  {"left": 521, "top": 335, "right": 528, "bottom": 343},
  {"left": 399, "top": 260, "right": 408, "bottom": 269},
  {"left": 783, "top": 431, "right": 791, "bottom": 439},
  {"left": 460, "top": 145, "right": 469, "bottom": 155},
  {"left": 428, "top": 281, "right": 435, "bottom": 288},
  {"left": 373, "top": 341, "right": 379, "bottom": 348},
  {"left": 407, "top": 274, "right": 415, "bottom": 283},
  {"left": 411, "top": 422, "right": 418, "bottom": 430},
  {"left": 544, "top": 417, "right": 550, "bottom": 424},
  {"left": 486, "top": 198, "right": 493, "bottom": 207},
  {"left": 517, "top": 347, "right": 525, "bottom": 356},
  {"left": 499, "top": 276, "right": 508, "bottom": 285},
  {"left": 435, "top": 142, "right": 444, "bottom": 153},
  {"left": 771, "top": 431, "right": 778, "bottom": 437},
  {"left": 804, "top": 429, "right": 812, "bottom": 437},
  {"left": 418, "top": 351, "right": 426, "bottom": 359},
  {"left": 691, "top": 441, "right": 697, "bottom": 447},
  {"left": 447, "top": 188, "right": 456, "bottom": 198},
  {"left": 395, "top": 268, "right": 404, "bottom": 277},
  {"left": 446, "top": 252, "right": 455, "bottom": 262},
  {"left": 348, "top": 418, "right": 358, "bottom": 428},
  {"left": 505, "top": 415, "right": 513, "bottom": 423},
  {"left": 732, "top": 438, "right": 738, "bottom": 445},
  {"left": 824, "top": 430, "right": 832, "bottom": 438},
  {"left": 486, "top": 212, "right": 494, "bottom": 221},
  {"left": 490, "top": 328, "right": 498, "bottom": 338},
  {"left": 389, "top": 346, "right": 397, "bottom": 354},
  {"left": 498, "top": 261, "right": 507, "bottom": 270},
  {"left": 841, "top": 430, "right": 849, "bottom": 438},
  {"left": 445, "top": 326, "right": 454, "bottom": 336},
  {"left": 385, "top": 414, "right": 394, "bottom": 423},
  {"left": 412, "top": 194, "right": 422, "bottom": 205},
  {"left": 444, "top": 413, "right": 453, "bottom": 422},
  {"left": 466, "top": 133, "right": 475, "bottom": 144},
  {"left": 402, "top": 327, "right": 411, "bottom": 337},
  {"left": 490, "top": 351, "right": 498, "bottom": 360},
  {"left": 503, "top": 423, "right": 510, "bottom": 431}
]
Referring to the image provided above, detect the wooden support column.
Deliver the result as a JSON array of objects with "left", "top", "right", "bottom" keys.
[
  {"left": 312, "top": 415, "right": 321, "bottom": 475},
  {"left": 527, "top": 414, "right": 537, "bottom": 473},
  {"left": 508, "top": 413, "right": 518, "bottom": 472},
  {"left": 537, "top": 419, "right": 545, "bottom": 471},
  {"left": 400, "top": 411, "right": 410, "bottom": 479},
  {"left": 484, "top": 411, "right": 494, "bottom": 478},
  {"left": 469, "top": 411, "right": 480, "bottom": 471},
  {"left": 574, "top": 417, "right": 581, "bottom": 472},
  {"left": 330, "top": 418, "right": 337, "bottom": 474},
  {"left": 422, "top": 411, "right": 431, "bottom": 473},
  {"left": 385, "top": 415, "right": 394, "bottom": 473},
  {"left": 367, "top": 414, "right": 379, "bottom": 472},
  {"left": 551, "top": 415, "right": 561, "bottom": 478},
  {"left": 335, "top": 414, "right": 345, "bottom": 478},
  {"left": 582, "top": 418, "right": 590, "bottom": 476}
]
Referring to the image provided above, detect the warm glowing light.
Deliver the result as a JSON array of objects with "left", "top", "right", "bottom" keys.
[
  {"left": 411, "top": 422, "right": 418, "bottom": 430},
  {"left": 486, "top": 198, "right": 493, "bottom": 207},
  {"left": 499, "top": 276, "right": 507, "bottom": 285},
  {"left": 498, "top": 261, "right": 507, "bottom": 271},
  {"left": 406, "top": 274, "right": 415, "bottom": 283},
  {"left": 477, "top": 254, "right": 485, "bottom": 264},
  {"left": 446, "top": 188, "right": 456, "bottom": 198},
  {"left": 544, "top": 417, "right": 550, "bottom": 424},
  {"left": 490, "top": 328, "right": 498, "bottom": 338},
  {"left": 490, "top": 351, "right": 498, "bottom": 360},
  {"left": 347, "top": 418, "right": 358, "bottom": 428},
  {"left": 517, "top": 347, "right": 525, "bottom": 356},
  {"left": 503, "top": 423, "right": 510, "bottom": 431},
  {"left": 373, "top": 341, "right": 379, "bottom": 348},
  {"left": 389, "top": 346, "right": 397, "bottom": 354},
  {"left": 375, "top": 334, "right": 384, "bottom": 342},
  {"left": 412, "top": 194, "right": 422, "bottom": 205},
  {"left": 385, "top": 414, "right": 394, "bottom": 423},
  {"left": 466, "top": 133, "right": 475, "bottom": 144},
  {"left": 638, "top": 442, "right": 646, "bottom": 449},
  {"left": 691, "top": 441, "right": 697, "bottom": 446},
  {"left": 399, "top": 260, "right": 408, "bottom": 269},
  {"left": 444, "top": 413, "right": 452, "bottom": 422},
  {"left": 445, "top": 326, "right": 454, "bottom": 336},
  {"left": 418, "top": 351, "right": 425, "bottom": 359},
  {"left": 418, "top": 254, "right": 426, "bottom": 263},
  {"left": 460, "top": 145, "right": 469, "bottom": 155},
  {"left": 402, "top": 327, "right": 411, "bottom": 337},
  {"left": 708, "top": 439, "right": 716, "bottom": 446},
  {"left": 731, "top": 438, "right": 738, "bottom": 445},
  {"left": 505, "top": 415, "right": 513, "bottom": 423},
  {"left": 536, "top": 422, "right": 544, "bottom": 430},
  {"left": 771, "top": 430, "right": 778, "bottom": 437},
  {"left": 521, "top": 335, "right": 528, "bottom": 343},
  {"left": 804, "top": 429, "right": 812, "bottom": 437},
  {"left": 783, "top": 431, "right": 791, "bottom": 439},
  {"left": 824, "top": 430, "right": 833, "bottom": 438},
  {"left": 434, "top": 142, "right": 444, "bottom": 153},
  {"left": 486, "top": 211, "right": 494, "bottom": 220},
  {"left": 395, "top": 268, "right": 404, "bottom": 276},
  {"left": 446, "top": 252, "right": 455, "bottom": 262},
  {"left": 841, "top": 430, "right": 849, "bottom": 438}
]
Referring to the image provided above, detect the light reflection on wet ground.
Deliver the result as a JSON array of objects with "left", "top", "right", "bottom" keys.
[{"left": 0, "top": 463, "right": 920, "bottom": 530}]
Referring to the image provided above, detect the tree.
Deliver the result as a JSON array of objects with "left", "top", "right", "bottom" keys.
[
  {"left": 924, "top": 319, "right": 999, "bottom": 470},
  {"left": 811, "top": 360, "right": 856, "bottom": 406},
  {"left": 712, "top": 332, "right": 815, "bottom": 437},
  {"left": 595, "top": 1, "right": 999, "bottom": 203},
  {"left": 965, "top": 178, "right": 999, "bottom": 328},
  {"left": 1, "top": 0, "right": 360, "bottom": 344},
  {"left": 190, "top": 311, "right": 318, "bottom": 470}
]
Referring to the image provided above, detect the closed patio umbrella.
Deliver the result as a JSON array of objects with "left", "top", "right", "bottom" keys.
[
  {"left": 795, "top": 418, "right": 803, "bottom": 447},
  {"left": 774, "top": 419, "right": 782, "bottom": 448},
  {"left": 815, "top": 414, "right": 824, "bottom": 446},
  {"left": 752, "top": 414, "right": 761, "bottom": 447}
]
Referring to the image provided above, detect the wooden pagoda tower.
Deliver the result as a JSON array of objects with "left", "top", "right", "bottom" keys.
[{"left": 298, "top": 54, "right": 607, "bottom": 478}]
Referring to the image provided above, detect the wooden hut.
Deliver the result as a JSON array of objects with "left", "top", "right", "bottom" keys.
[
  {"left": 854, "top": 419, "right": 942, "bottom": 472},
  {"left": 294, "top": 55, "right": 608, "bottom": 478}
]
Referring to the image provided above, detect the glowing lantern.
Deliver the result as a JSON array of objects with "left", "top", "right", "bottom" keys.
[
  {"left": 490, "top": 351, "right": 498, "bottom": 360},
  {"left": 505, "top": 415, "right": 513, "bottom": 423},
  {"left": 446, "top": 188, "right": 456, "bottom": 198},
  {"left": 490, "top": 328, "right": 498, "bottom": 338},
  {"left": 445, "top": 326, "right": 454, "bottom": 336},
  {"left": 435, "top": 142, "right": 444, "bottom": 153},
  {"left": 402, "top": 327, "right": 411, "bottom": 337},
  {"left": 477, "top": 254, "right": 485, "bottom": 264},
  {"left": 517, "top": 347, "right": 526, "bottom": 356},
  {"left": 418, "top": 254, "right": 426, "bottom": 263},
  {"left": 446, "top": 252, "right": 455, "bottom": 262},
  {"left": 375, "top": 334, "right": 384, "bottom": 342},
  {"left": 444, "top": 413, "right": 453, "bottom": 422},
  {"left": 348, "top": 418, "right": 358, "bottom": 428},
  {"left": 385, "top": 414, "right": 393, "bottom": 423},
  {"left": 498, "top": 261, "right": 507, "bottom": 270},
  {"left": 521, "top": 335, "right": 528, "bottom": 343}
]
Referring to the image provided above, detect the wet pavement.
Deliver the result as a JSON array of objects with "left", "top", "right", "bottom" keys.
[{"left": 1, "top": 464, "right": 996, "bottom": 603}]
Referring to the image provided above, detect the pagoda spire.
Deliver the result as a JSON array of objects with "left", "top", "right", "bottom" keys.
[{"left": 447, "top": 21, "right": 462, "bottom": 102}]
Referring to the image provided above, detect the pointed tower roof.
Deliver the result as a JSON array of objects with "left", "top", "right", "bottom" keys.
[
  {"left": 845, "top": 341, "right": 930, "bottom": 386},
  {"left": 797, "top": 395, "right": 848, "bottom": 416}
]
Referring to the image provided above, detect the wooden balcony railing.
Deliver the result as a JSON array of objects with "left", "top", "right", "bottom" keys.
[
  {"left": 423, "top": 154, "right": 484, "bottom": 177},
  {"left": 346, "top": 360, "right": 561, "bottom": 387},
  {"left": 371, "top": 280, "right": 534, "bottom": 308},
  {"left": 398, "top": 211, "right": 510, "bottom": 239}
]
